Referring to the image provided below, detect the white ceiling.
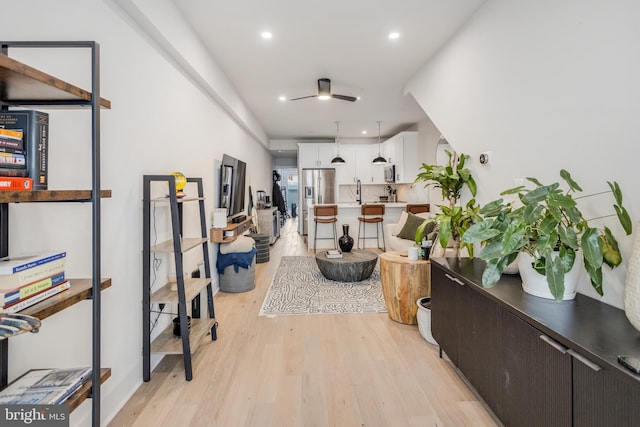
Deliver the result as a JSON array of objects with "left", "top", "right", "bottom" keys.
[{"left": 173, "top": 0, "right": 485, "bottom": 149}]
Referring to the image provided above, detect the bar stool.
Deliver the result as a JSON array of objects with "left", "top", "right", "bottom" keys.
[
  {"left": 313, "top": 205, "right": 338, "bottom": 253},
  {"left": 406, "top": 204, "right": 430, "bottom": 215},
  {"left": 357, "top": 204, "right": 385, "bottom": 251}
]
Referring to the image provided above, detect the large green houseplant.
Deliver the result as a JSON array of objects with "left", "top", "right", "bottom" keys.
[
  {"left": 414, "top": 150, "right": 479, "bottom": 256},
  {"left": 462, "top": 169, "right": 632, "bottom": 301}
]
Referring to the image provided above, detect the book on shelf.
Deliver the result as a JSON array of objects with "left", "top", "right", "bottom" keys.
[
  {"left": 0, "top": 251, "right": 66, "bottom": 275},
  {"left": 0, "top": 366, "right": 92, "bottom": 405},
  {"left": 2, "top": 280, "right": 70, "bottom": 314},
  {"left": 326, "top": 250, "right": 343, "bottom": 259},
  {"left": 1, "top": 271, "right": 66, "bottom": 307},
  {"left": 0, "top": 257, "right": 65, "bottom": 290},
  {"left": 0, "top": 128, "right": 24, "bottom": 151},
  {"left": 0, "top": 167, "right": 28, "bottom": 177},
  {"left": 0, "top": 110, "right": 49, "bottom": 190},
  {"left": 0, "top": 176, "right": 33, "bottom": 190},
  {"left": 0, "top": 151, "right": 25, "bottom": 168}
]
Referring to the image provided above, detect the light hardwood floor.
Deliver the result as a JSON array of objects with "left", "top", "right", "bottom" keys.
[{"left": 110, "top": 218, "right": 500, "bottom": 427}]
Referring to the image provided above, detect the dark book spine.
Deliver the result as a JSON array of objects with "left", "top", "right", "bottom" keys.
[
  {"left": 0, "top": 167, "right": 28, "bottom": 177},
  {"left": 0, "top": 111, "right": 48, "bottom": 190},
  {"left": 0, "top": 137, "right": 24, "bottom": 151}
]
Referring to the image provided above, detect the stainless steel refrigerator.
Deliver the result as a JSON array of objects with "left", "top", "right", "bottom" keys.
[{"left": 301, "top": 168, "right": 336, "bottom": 235}]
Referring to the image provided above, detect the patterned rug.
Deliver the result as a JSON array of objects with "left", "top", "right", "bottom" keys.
[{"left": 259, "top": 256, "right": 387, "bottom": 316}]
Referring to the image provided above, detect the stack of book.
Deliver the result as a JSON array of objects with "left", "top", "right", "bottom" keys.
[
  {"left": 0, "top": 110, "right": 49, "bottom": 190},
  {"left": 0, "top": 251, "right": 68, "bottom": 313},
  {"left": 326, "top": 250, "right": 343, "bottom": 259},
  {"left": 0, "top": 367, "right": 92, "bottom": 404}
]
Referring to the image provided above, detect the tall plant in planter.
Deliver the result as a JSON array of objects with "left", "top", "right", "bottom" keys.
[
  {"left": 462, "top": 169, "right": 632, "bottom": 301},
  {"left": 414, "top": 150, "right": 479, "bottom": 255}
]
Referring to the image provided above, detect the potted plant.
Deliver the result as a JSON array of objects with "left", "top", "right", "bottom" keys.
[
  {"left": 462, "top": 169, "right": 632, "bottom": 301},
  {"left": 414, "top": 150, "right": 479, "bottom": 256}
]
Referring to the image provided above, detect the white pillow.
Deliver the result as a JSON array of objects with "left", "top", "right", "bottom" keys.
[{"left": 220, "top": 236, "right": 255, "bottom": 254}]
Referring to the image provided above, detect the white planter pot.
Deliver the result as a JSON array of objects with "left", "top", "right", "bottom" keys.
[
  {"left": 518, "top": 252, "right": 583, "bottom": 300},
  {"left": 416, "top": 297, "right": 437, "bottom": 345}
]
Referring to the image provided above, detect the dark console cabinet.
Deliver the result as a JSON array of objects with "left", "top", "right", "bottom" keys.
[{"left": 431, "top": 258, "right": 640, "bottom": 427}]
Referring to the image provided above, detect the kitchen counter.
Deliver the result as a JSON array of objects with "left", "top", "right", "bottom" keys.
[
  {"left": 337, "top": 202, "right": 407, "bottom": 208},
  {"left": 307, "top": 203, "right": 406, "bottom": 250}
]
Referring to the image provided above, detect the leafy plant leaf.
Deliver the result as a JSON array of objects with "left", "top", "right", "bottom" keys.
[
  {"left": 526, "top": 177, "right": 544, "bottom": 187},
  {"left": 608, "top": 181, "right": 623, "bottom": 206},
  {"left": 558, "top": 225, "right": 578, "bottom": 249},
  {"left": 462, "top": 220, "right": 501, "bottom": 243},
  {"left": 601, "top": 227, "right": 622, "bottom": 268},
  {"left": 614, "top": 204, "right": 633, "bottom": 236},
  {"left": 545, "top": 255, "right": 566, "bottom": 301},
  {"left": 501, "top": 223, "right": 525, "bottom": 254},
  {"left": 438, "top": 216, "right": 452, "bottom": 249},
  {"left": 482, "top": 259, "right": 502, "bottom": 287},
  {"left": 478, "top": 240, "right": 505, "bottom": 260},
  {"left": 560, "top": 169, "right": 583, "bottom": 192},
  {"left": 581, "top": 227, "right": 603, "bottom": 269},
  {"left": 522, "top": 183, "right": 560, "bottom": 203},
  {"left": 500, "top": 186, "right": 526, "bottom": 195},
  {"left": 584, "top": 262, "right": 603, "bottom": 296}
]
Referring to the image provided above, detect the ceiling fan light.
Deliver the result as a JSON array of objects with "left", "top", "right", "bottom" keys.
[
  {"left": 331, "top": 156, "right": 346, "bottom": 164},
  {"left": 318, "top": 95, "right": 331, "bottom": 100}
]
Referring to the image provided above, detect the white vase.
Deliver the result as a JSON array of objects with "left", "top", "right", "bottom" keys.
[
  {"left": 518, "top": 252, "right": 583, "bottom": 300},
  {"left": 624, "top": 228, "right": 640, "bottom": 331}
]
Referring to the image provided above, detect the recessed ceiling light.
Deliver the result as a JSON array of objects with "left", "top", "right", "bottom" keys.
[
  {"left": 361, "top": 130, "right": 367, "bottom": 135},
  {"left": 388, "top": 32, "right": 400, "bottom": 40},
  {"left": 261, "top": 31, "right": 273, "bottom": 39},
  {"left": 278, "top": 95, "right": 286, "bottom": 101}
]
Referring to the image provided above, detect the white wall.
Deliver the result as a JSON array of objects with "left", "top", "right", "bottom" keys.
[
  {"left": 407, "top": 0, "right": 640, "bottom": 307},
  {"left": 3, "top": 0, "right": 271, "bottom": 425}
]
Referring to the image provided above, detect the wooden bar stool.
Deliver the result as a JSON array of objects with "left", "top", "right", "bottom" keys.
[
  {"left": 313, "top": 204, "right": 338, "bottom": 253},
  {"left": 357, "top": 204, "right": 385, "bottom": 251},
  {"left": 406, "top": 204, "right": 430, "bottom": 215}
]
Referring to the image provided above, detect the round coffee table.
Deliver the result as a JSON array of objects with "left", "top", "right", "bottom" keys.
[{"left": 314, "top": 249, "right": 378, "bottom": 282}]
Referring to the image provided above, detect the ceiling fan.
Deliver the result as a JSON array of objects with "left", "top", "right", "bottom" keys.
[{"left": 290, "top": 78, "right": 357, "bottom": 102}]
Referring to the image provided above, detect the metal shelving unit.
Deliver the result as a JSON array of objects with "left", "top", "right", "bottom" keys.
[
  {"left": 0, "top": 41, "right": 110, "bottom": 426},
  {"left": 142, "top": 176, "right": 217, "bottom": 382}
]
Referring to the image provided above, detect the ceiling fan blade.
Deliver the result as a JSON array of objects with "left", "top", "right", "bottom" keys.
[
  {"left": 289, "top": 95, "right": 318, "bottom": 101},
  {"left": 331, "top": 94, "right": 357, "bottom": 102}
]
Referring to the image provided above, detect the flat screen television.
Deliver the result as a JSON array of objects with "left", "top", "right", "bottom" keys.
[{"left": 220, "top": 154, "right": 246, "bottom": 219}]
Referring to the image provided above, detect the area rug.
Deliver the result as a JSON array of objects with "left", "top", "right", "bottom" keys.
[{"left": 259, "top": 256, "right": 387, "bottom": 316}]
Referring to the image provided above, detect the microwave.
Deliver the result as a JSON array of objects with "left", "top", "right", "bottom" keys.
[{"left": 384, "top": 164, "right": 396, "bottom": 183}]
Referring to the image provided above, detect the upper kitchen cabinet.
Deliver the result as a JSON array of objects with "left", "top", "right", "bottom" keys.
[
  {"left": 336, "top": 144, "right": 385, "bottom": 185},
  {"left": 383, "top": 131, "right": 418, "bottom": 183},
  {"left": 298, "top": 143, "right": 337, "bottom": 169}
]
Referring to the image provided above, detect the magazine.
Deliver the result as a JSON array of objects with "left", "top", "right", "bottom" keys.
[
  {"left": 0, "top": 367, "right": 92, "bottom": 405},
  {"left": 326, "top": 250, "right": 343, "bottom": 259}
]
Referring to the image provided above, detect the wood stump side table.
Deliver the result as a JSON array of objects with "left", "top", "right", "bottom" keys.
[{"left": 379, "top": 251, "right": 431, "bottom": 324}]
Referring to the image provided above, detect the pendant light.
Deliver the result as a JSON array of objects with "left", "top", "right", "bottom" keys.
[
  {"left": 372, "top": 120, "right": 387, "bottom": 164},
  {"left": 331, "top": 121, "right": 346, "bottom": 164}
]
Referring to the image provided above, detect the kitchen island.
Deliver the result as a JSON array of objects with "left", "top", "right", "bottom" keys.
[{"left": 307, "top": 202, "right": 407, "bottom": 251}]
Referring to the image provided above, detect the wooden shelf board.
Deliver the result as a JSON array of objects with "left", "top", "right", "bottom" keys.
[
  {"left": 150, "top": 278, "right": 212, "bottom": 304},
  {"left": 66, "top": 368, "right": 111, "bottom": 412},
  {"left": 151, "top": 237, "right": 207, "bottom": 253},
  {"left": 151, "top": 317, "right": 216, "bottom": 355},
  {"left": 150, "top": 196, "right": 205, "bottom": 203},
  {"left": 0, "top": 190, "right": 111, "bottom": 203},
  {"left": 20, "top": 278, "right": 111, "bottom": 320},
  {"left": 0, "top": 54, "right": 111, "bottom": 108},
  {"left": 210, "top": 216, "right": 253, "bottom": 243}
]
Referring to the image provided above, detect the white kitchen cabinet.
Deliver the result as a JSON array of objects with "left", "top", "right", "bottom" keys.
[
  {"left": 336, "top": 144, "right": 385, "bottom": 184},
  {"left": 383, "top": 131, "right": 418, "bottom": 183},
  {"left": 298, "top": 143, "right": 337, "bottom": 169}
]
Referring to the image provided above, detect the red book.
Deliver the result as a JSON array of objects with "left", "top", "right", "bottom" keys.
[{"left": 0, "top": 177, "right": 33, "bottom": 190}]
